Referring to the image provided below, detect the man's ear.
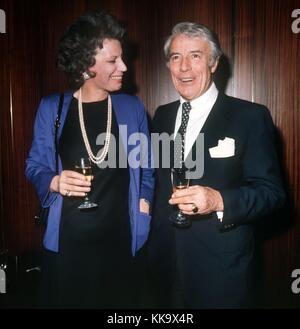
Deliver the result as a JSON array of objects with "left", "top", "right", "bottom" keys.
[{"left": 210, "top": 57, "right": 219, "bottom": 74}]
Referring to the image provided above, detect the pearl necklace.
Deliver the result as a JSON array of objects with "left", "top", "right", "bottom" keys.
[{"left": 78, "top": 88, "right": 112, "bottom": 164}]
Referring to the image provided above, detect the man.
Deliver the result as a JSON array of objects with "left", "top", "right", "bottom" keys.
[{"left": 148, "top": 22, "right": 285, "bottom": 308}]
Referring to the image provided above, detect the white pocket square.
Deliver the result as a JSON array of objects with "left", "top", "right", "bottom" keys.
[{"left": 209, "top": 137, "right": 235, "bottom": 158}]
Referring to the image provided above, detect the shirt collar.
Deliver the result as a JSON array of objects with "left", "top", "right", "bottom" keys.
[{"left": 179, "top": 82, "right": 218, "bottom": 110}]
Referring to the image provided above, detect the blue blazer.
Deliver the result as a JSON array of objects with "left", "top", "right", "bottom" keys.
[{"left": 26, "top": 91, "right": 154, "bottom": 256}]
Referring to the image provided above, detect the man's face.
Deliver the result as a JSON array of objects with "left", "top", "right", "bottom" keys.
[{"left": 168, "top": 34, "right": 218, "bottom": 101}]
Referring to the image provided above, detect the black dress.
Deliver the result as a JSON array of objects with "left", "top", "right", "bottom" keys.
[{"left": 40, "top": 97, "right": 134, "bottom": 308}]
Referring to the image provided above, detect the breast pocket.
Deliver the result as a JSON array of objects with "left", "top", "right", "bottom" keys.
[{"left": 205, "top": 154, "right": 242, "bottom": 186}]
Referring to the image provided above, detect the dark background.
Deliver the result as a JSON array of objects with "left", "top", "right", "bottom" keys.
[{"left": 0, "top": 0, "right": 299, "bottom": 308}]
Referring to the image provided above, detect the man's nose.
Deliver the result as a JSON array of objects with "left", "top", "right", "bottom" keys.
[{"left": 180, "top": 57, "right": 191, "bottom": 71}]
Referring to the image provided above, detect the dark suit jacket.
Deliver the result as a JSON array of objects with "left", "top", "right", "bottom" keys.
[{"left": 148, "top": 92, "right": 286, "bottom": 308}]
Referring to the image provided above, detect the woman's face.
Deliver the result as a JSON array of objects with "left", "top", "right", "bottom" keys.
[{"left": 87, "top": 38, "right": 127, "bottom": 94}]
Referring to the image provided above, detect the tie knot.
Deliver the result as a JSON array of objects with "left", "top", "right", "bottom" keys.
[{"left": 182, "top": 102, "right": 192, "bottom": 114}]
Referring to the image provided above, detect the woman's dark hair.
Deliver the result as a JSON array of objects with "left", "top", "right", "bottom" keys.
[{"left": 57, "top": 11, "right": 125, "bottom": 88}]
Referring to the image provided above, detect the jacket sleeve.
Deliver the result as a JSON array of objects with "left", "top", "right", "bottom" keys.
[
  {"left": 219, "top": 107, "right": 286, "bottom": 226},
  {"left": 25, "top": 96, "right": 59, "bottom": 207},
  {"left": 136, "top": 98, "right": 155, "bottom": 205}
]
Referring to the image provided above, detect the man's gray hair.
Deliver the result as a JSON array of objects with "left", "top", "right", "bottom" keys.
[{"left": 164, "top": 22, "right": 223, "bottom": 66}]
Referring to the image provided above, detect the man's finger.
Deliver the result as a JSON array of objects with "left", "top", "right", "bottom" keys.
[{"left": 169, "top": 195, "right": 195, "bottom": 205}]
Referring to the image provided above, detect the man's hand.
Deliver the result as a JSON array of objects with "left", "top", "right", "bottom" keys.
[{"left": 169, "top": 185, "right": 224, "bottom": 215}]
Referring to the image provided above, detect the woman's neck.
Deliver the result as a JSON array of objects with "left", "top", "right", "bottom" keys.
[{"left": 74, "top": 85, "right": 108, "bottom": 102}]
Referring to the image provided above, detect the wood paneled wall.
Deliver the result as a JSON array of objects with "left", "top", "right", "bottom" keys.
[{"left": 0, "top": 0, "right": 299, "bottom": 307}]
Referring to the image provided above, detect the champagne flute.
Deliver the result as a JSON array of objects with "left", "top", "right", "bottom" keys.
[
  {"left": 169, "top": 167, "right": 191, "bottom": 228},
  {"left": 75, "top": 158, "right": 98, "bottom": 209},
  {"left": 0, "top": 249, "right": 8, "bottom": 293},
  {"left": 0, "top": 249, "right": 8, "bottom": 271}
]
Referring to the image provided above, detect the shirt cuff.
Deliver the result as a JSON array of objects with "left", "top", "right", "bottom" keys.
[{"left": 216, "top": 211, "right": 224, "bottom": 222}]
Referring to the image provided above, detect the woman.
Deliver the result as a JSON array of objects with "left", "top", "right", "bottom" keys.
[{"left": 25, "top": 11, "right": 154, "bottom": 308}]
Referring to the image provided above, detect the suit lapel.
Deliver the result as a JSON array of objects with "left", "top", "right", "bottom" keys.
[
  {"left": 185, "top": 93, "right": 231, "bottom": 164},
  {"left": 200, "top": 93, "right": 231, "bottom": 147},
  {"left": 163, "top": 95, "right": 230, "bottom": 140},
  {"left": 156, "top": 95, "right": 233, "bottom": 172}
]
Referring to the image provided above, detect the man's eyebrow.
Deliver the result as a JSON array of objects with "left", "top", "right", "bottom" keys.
[
  {"left": 169, "top": 52, "right": 180, "bottom": 57},
  {"left": 190, "top": 50, "right": 204, "bottom": 54},
  {"left": 169, "top": 50, "right": 204, "bottom": 57}
]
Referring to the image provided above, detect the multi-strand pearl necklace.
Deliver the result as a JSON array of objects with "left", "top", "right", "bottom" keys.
[{"left": 78, "top": 88, "right": 112, "bottom": 164}]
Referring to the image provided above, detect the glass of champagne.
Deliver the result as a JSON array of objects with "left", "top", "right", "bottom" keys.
[
  {"left": 0, "top": 249, "right": 8, "bottom": 294},
  {"left": 169, "top": 167, "right": 191, "bottom": 228},
  {"left": 75, "top": 157, "right": 98, "bottom": 209},
  {"left": 0, "top": 249, "right": 8, "bottom": 271}
]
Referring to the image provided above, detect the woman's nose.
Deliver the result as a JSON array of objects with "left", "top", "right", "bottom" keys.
[{"left": 119, "top": 59, "right": 127, "bottom": 72}]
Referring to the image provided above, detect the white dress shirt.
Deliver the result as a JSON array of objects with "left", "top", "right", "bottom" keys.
[
  {"left": 174, "top": 82, "right": 218, "bottom": 159},
  {"left": 174, "top": 82, "right": 223, "bottom": 220}
]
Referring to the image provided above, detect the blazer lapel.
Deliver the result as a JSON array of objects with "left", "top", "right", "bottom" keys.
[
  {"left": 163, "top": 101, "right": 180, "bottom": 168},
  {"left": 200, "top": 93, "right": 231, "bottom": 148},
  {"left": 160, "top": 97, "right": 231, "bottom": 168},
  {"left": 110, "top": 94, "right": 131, "bottom": 158},
  {"left": 161, "top": 101, "right": 179, "bottom": 135},
  {"left": 57, "top": 90, "right": 74, "bottom": 139},
  {"left": 188, "top": 93, "right": 231, "bottom": 154},
  {"left": 184, "top": 93, "right": 232, "bottom": 167}
]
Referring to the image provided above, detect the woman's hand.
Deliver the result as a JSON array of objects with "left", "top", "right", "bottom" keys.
[
  {"left": 168, "top": 185, "right": 224, "bottom": 215},
  {"left": 50, "top": 171, "right": 91, "bottom": 197},
  {"left": 139, "top": 198, "right": 150, "bottom": 215}
]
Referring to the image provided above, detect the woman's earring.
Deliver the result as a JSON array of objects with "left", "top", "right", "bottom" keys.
[{"left": 82, "top": 72, "right": 90, "bottom": 80}]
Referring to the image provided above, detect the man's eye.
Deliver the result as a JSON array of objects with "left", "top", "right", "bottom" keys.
[
  {"left": 191, "top": 54, "right": 200, "bottom": 59},
  {"left": 107, "top": 60, "right": 116, "bottom": 63},
  {"left": 170, "top": 55, "right": 180, "bottom": 61}
]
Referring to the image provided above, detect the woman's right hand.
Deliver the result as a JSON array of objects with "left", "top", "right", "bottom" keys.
[{"left": 49, "top": 171, "right": 91, "bottom": 197}]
